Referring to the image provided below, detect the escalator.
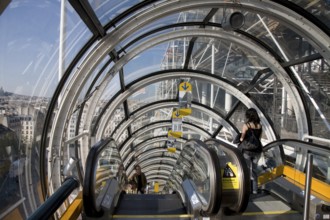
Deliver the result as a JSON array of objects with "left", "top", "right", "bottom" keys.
[
  {"left": 211, "top": 139, "right": 330, "bottom": 219},
  {"left": 81, "top": 138, "right": 266, "bottom": 219},
  {"left": 82, "top": 139, "right": 224, "bottom": 219},
  {"left": 28, "top": 138, "right": 330, "bottom": 220},
  {"left": 112, "top": 194, "right": 190, "bottom": 219},
  {"left": 207, "top": 139, "right": 303, "bottom": 219},
  {"left": 80, "top": 137, "right": 330, "bottom": 219}
]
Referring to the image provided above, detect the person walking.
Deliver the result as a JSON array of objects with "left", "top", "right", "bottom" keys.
[
  {"left": 239, "top": 108, "right": 263, "bottom": 195},
  {"left": 131, "top": 164, "right": 147, "bottom": 194}
]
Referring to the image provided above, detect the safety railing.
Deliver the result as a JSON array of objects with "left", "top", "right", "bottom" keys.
[
  {"left": 260, "top": 139, "right": 330, "bottom": 197},
  {"left": 258, "top": 139, "right": 330, "bottom": 219}
]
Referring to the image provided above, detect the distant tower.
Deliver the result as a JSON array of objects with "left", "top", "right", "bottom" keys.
[{"left": 0, "top": 87, "right": 4, "bottom": 96}]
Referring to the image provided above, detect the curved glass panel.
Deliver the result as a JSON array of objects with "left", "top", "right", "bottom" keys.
[
  {"left": 99, "top": 73, "right": 121, "bottom": 103},
  {"left": 119, "top": 9, "right": 209, "bottom": 50},
  {"left": 89, "top": 0, "right": 147, "bottom": 26},
  {"left": 189, "top": 38, "right": 269, "bottom": 84},
  {"left": 132, "top": 128, "right": 170, "bottom": 146},
  {"left": 0, "top": 1, "right": 64, "bottom": 97},
  {"left": 103, "top": 105, "right": 125, "bottom": 138},
  {"left": 291, "top": 0, "right": 330, "bottom": 29},
  {"left": 0, "top": 126, "right": 20, "bottom": 213},
  {"left": 295, "top": 59, "right": 330, "bottom": 139},
  {"left": 213, "top": 8, "right": 321, "bottom": 63},
  {"left": 184, "top": 108, "right": 220, "bottom": 133},
  {"left": 127, "top": 87, "right": 175, "bottom": 115},
  {"left": 124, "top": 44, "right": 175, "bottom": 85},
  {"left": 63, "top": 3, "right": 93, "bottom": 71},
  {"left": 136, "top": 150, "right": 180, "bottom": 166},
  {"left": 130, "top": 108, "right": 173, "bottom": 133},
  {"left": 117, "top": 129, "right": 129, "bottom": 146},
  {"left": 181, "top": 126, "right": 205, "bottom": 140},
  {"left": 120, "top": 13, "right": 184, "bottom": 48}
]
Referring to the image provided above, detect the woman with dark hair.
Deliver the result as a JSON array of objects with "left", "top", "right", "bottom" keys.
[{"left": 239, "top": 108, "right": 263, "bottom": 195}]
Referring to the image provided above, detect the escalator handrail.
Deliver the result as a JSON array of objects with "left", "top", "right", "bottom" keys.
[
  {"left": 83, "top": 137, "right": 117, "bottom": 217},
  {"left": 205, "top": 138, "right": 250, "bottom": 213},
  {"left": 27, "top": 177, "right": 79, "bottom": 220},
  {"left": 182, "top": 139, "right": 222, "bottom": 216},
  {"left": 263, "top": 138, "right": 330, "bottom": 154}
]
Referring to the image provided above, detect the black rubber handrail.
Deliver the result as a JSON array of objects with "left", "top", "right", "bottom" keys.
[
  {"left": 264, "top": 138, "right": 330, "bottom": 154},
  {"left": 83, "top": 138, "right": 117, "bottom": 217},
  {"left": 27, "top": 177, "right": 79, "bottom": 220}
]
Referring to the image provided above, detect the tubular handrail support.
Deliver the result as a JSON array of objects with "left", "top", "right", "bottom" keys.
[{"left": 303, "top": 134, "right": 330, "bottom": 145}]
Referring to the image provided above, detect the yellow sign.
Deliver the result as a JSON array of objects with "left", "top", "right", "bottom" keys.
[
  {"left": 172, "top": 110, "right": 183, "bottom": 119},
  {"left": 154, "top": 182, "right": 159, "bottom": 193},
  {"left": 179, "top": 82, "right": 192, "bottom": 116},
  {"left": 167, "top": 147, "right": 176, "bottom": 153},
  {"left": 221, "top": 162, "right": 239, "bottom": 190},
  {"left": 179, "top": 108, "right": 192, "bottom": 116},
  {"left": 168, "top": 130, "right": 182, "bottom": 138},
  {"left": 179, "top": 82, "right": 192, "bottom": 92}
]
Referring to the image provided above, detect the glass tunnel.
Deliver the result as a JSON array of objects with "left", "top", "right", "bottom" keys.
[{"left": 0, "top": 0, "right": 330, "bottom": 219}]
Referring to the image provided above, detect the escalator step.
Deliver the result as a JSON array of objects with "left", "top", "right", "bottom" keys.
[
  {"left": 114, "top": 194, "right": 187, "bottom": 215},
  {"left": 112, "top": 214, "right": 193, "bottom": 220}
]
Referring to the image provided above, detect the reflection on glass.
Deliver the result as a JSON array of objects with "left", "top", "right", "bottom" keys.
[
  {"left": 124, "top": 46, "right": 168, "bottom": 84},
  {"left": 312, "top": 153, "right": 330, "bottom": 184},
  {"left": 89, "top": 0, "right": 142, "bottom": 26},
  {"left": 283, "top": 145, "right": 297, "bottom": 168},
  {"left": 130, "top": 108, "right": 173, "bottom": 133},
  {"left": 167, "top": 143, "right": 211, "bottom": 206},
  {"left": 94, "top": 145, "right": 120, "bottom": 196}
]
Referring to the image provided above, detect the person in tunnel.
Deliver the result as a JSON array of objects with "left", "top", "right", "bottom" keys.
[
  {"left": 131, "top": 164, "right": 147, "bottom": 194},
  {"left": 116, "top": 164, "right": 128, "bottom": 194},
  {"left": 239, "top": 108, "right": 263, "bottom": 195}
]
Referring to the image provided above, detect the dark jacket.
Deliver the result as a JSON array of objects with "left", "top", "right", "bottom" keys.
[{"left": 132, "top": 172, "right": 147, "bottom": 193}]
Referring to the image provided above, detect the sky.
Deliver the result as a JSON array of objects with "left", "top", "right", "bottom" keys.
[
  {"left": 0, "top": 1, "right": 62, "bottom": 97},
  {"left": 0, "top": 0, "right": 164, "bottom": 99}
]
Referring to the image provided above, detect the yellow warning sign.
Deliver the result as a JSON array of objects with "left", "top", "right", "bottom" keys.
[
  {"left": 179, "top": 108, "right": 192, "bottom": 116},
  {"left": 172, "top": 110, "right": 183, "bottom": 119},
  {"left": 221, "top": 162, "right": 239, "bottom": 190},
  {"left": 167, "top": 147, "right": 176, "bottom": 153},
  {"left": 154, "top": 182, "right": 159, "bottom": 193},
  {"left": 168, "top": 130, "right": 182, "bottom": 138},
  {"left": 179, "top": 82, "right": 192, "bottom": 92}
]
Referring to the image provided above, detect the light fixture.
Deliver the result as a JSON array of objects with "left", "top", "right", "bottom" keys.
[{"left": 222, "top": 11, "right": 245, "bottom": 31}]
